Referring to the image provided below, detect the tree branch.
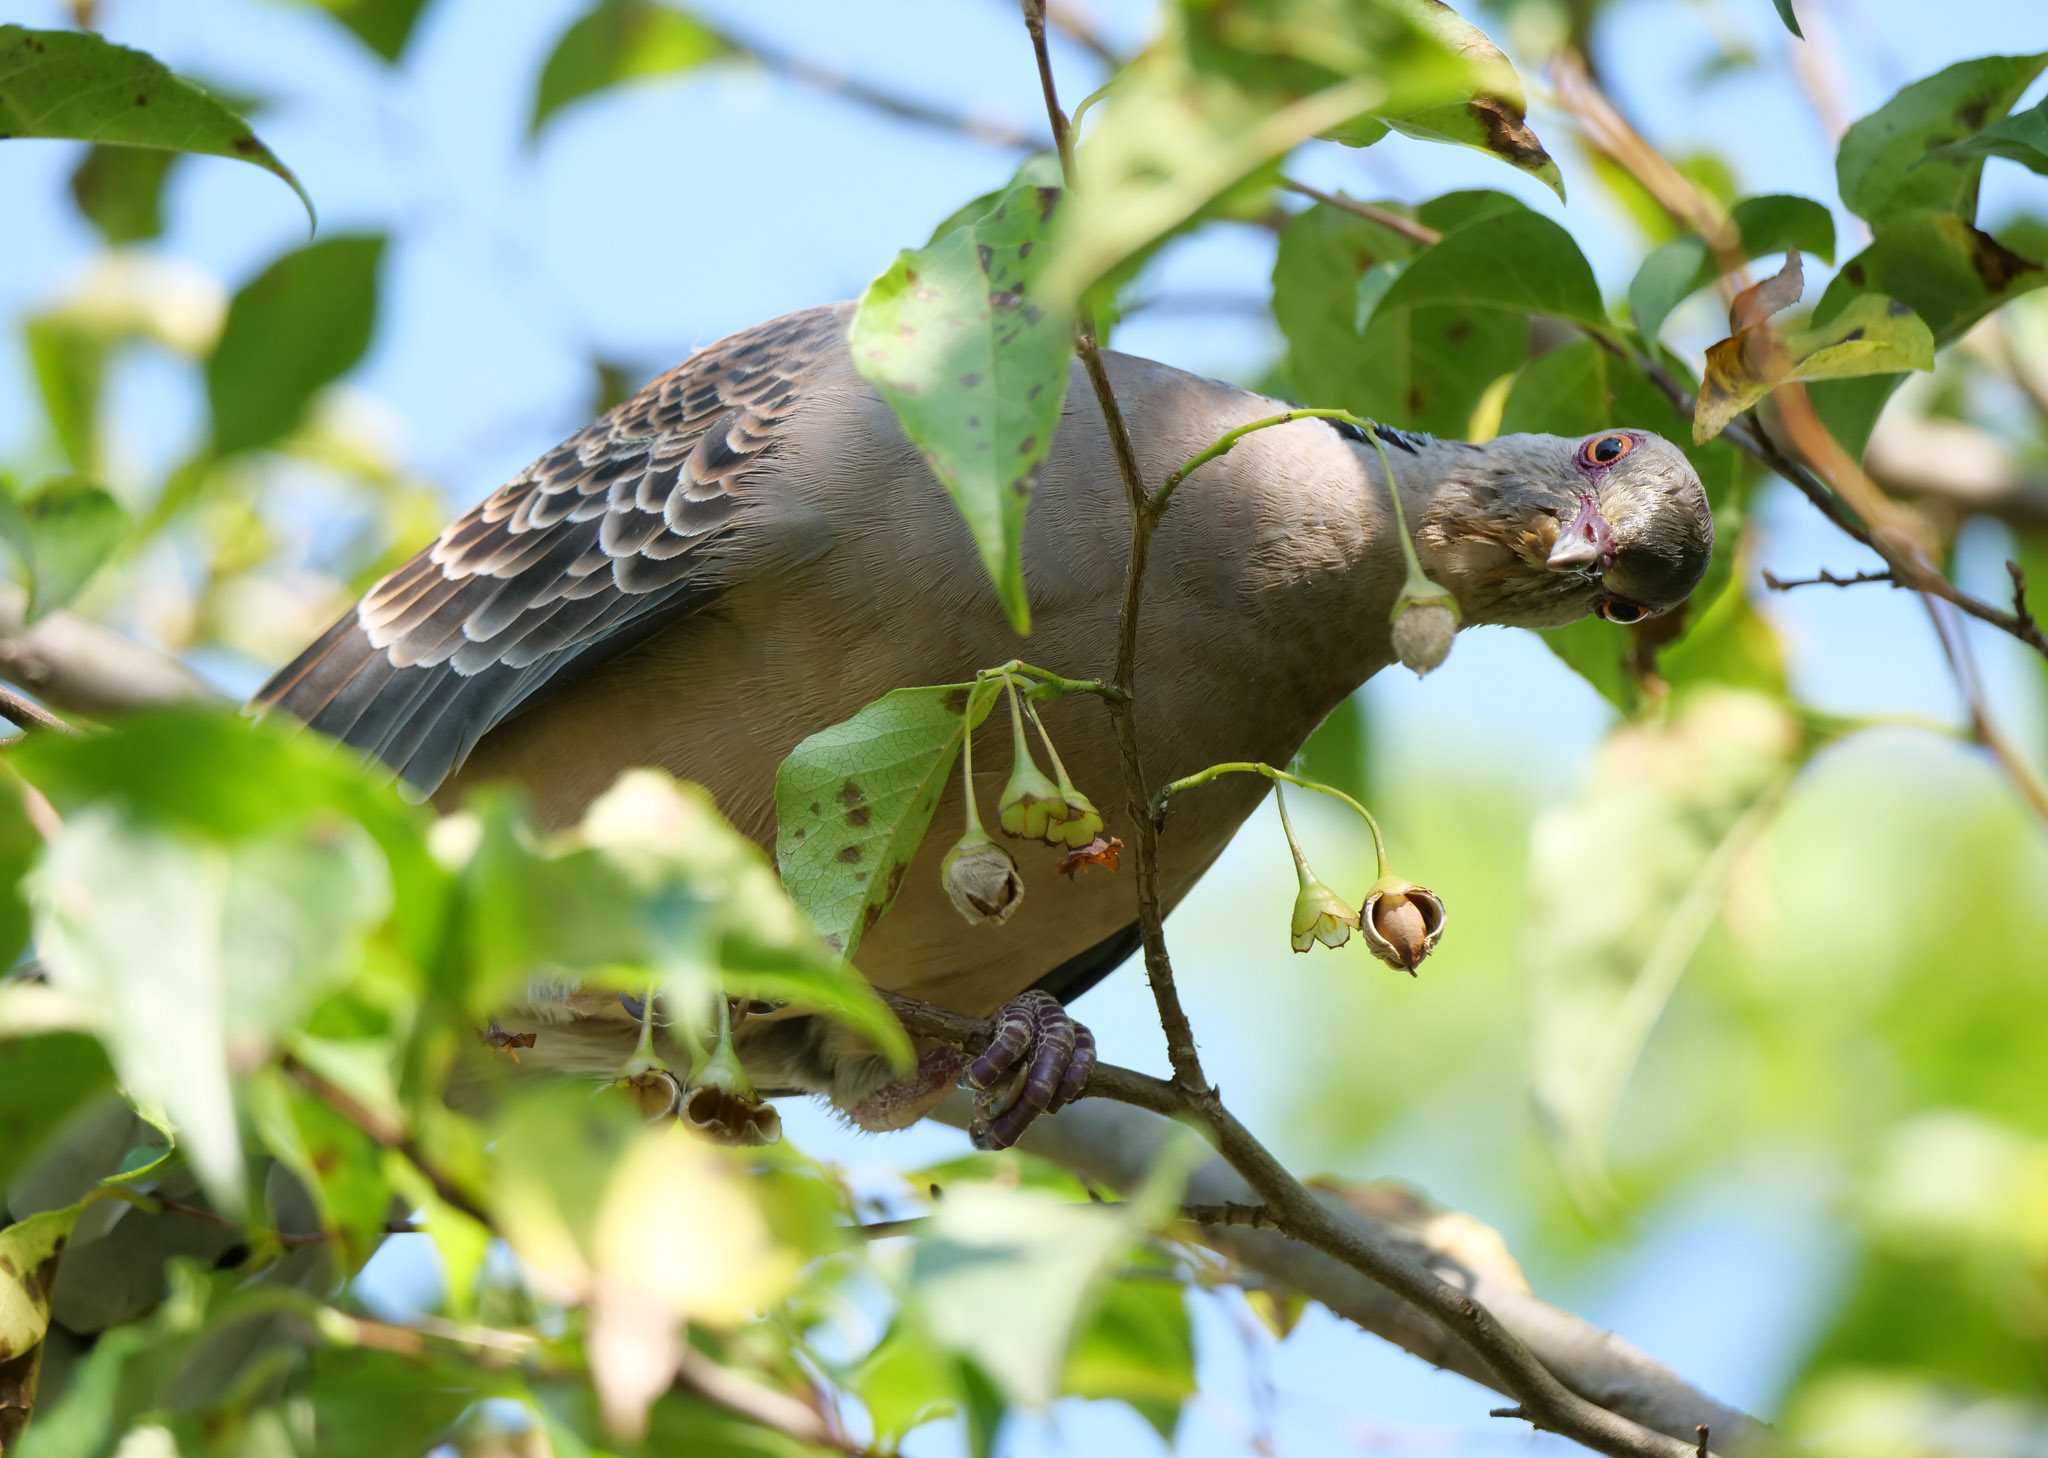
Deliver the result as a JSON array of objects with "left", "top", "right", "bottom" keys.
[
  {"left": 926, "top": 1089, "right": 1769, "bottom": 1452},
  {"left": 0, "top": 589, "right": 212, "bottom": 717}
]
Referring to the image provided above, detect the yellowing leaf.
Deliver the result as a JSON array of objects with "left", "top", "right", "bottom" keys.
[
  {"left": 0, "top": 1204, "right": 81, "bottom": 1362},
  {"left": 1694, "top": 293, "right": 1934, "bottom": 443}
]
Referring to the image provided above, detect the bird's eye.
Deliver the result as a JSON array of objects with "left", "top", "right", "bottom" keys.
[
  {"left": 1596, "top": 596, "right": 1648, "bottom": 624},
  {"left": 1580, "top": 433, "right": 1633, "bottom": 468}
]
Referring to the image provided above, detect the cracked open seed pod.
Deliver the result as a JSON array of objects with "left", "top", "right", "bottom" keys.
[
  {"left": 680, "top": 1043, "right": 782, "bottom": 1146},
  {"left": 1360, "top": 876, "right": 1446, "bottom": 973},
  {"left": 942, "top": 830, "right": 1025, "bottom": 924},
  {"left": 1290, "top": 874, "right": 1362, "bottom": 953}
]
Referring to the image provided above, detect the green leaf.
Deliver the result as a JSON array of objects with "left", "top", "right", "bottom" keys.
[
  {"left": 529, "top": 0, "right": 730, "bottom": 140},
  {"left": 1529, "top": 690, "right": 1806, "bottom": 1212},
  {"left": 0, "top": 477, "right": 127, "bottom": 621},
  {"left": 282, "top": 0, "right": 435, "bottom": 63},
  {"left": 248, "top": 1071, "right": 392, "bottom": 1271},
  {"left": 853, "top": 163, "right": 1073, "bottom": 634},
  {"left": 899, "top": 1139, "right": 1194, "bottom": 1409},
  {"left": 0, "top": 1036, "right": 114, "bottom": 1197},
  {"left": 1807, "top": 214, "right": 2047, "bottom": 456},
  {"left": 304, "top": 1347, "right": 496, "bottom": 1458},
  {"left": 1695, "top": 293, "right": 1935, "bottom": 443},
  {"left": 1927, "top": 96, "right": 2048, "bottom": 177},
  {"left": 1771, "top": 0, "right": 1803, "bottom": 38},
  {"left": 1628, "top": 193, "right": 1837, "bottom": 342},
  {"left": 0, "top": 1204, "right": 81, "bottom": 1362},
  {"left": 0, "top": 26, "right": 312, "bottom": 229},
  {"left": 1043, "top": 0, "right": 1542, "bottom": 305},
  {"left": 853, "top": 1323, "right": 960, "bottom": 1446},
  {"left": 577, "top": 771, "right": 911, "bottom": 1064},
  {"left": 31, "top": 810, "right": 390, "bottom": 1213},
  {"left": 1836, "top": 51, "right": 2048, "bottom": 226},
  {"left": 775, "top": 682, "right": 998, "bottom": 962},
  {"left": 22, "top": 318, "right": 106, "bottom": 476},
  {"left": 206, "top": 234, "right": 387, "bottom": 458},
  {"left": 1062, "top": 1272, "right": 1194, "bottom": 1437},
  {"left": 1272, "top": 196, "right": 1527, "bottom": 436},
  {"left": 1368, "top": 210, "right": 1607, "bottom": 329},
  {"left": 67, "top": 144, "right": 175, "bottom": 246},
  {"left": 1367, "top": 8, "right": 1562, "bottom": 200}
]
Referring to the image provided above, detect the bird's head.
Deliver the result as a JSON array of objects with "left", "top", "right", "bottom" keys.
[{"left": 1410, "top": 429, "right": 1713, "bottom": 630}]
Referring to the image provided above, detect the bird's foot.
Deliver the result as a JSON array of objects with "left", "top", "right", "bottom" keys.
[{"left": 964, "top": 990, "right": 1095, "bottom": 1150}]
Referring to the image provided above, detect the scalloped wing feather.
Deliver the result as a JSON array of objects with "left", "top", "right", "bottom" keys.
[{"left": 253, "top": 305, "right": 846, "bottom": 795}]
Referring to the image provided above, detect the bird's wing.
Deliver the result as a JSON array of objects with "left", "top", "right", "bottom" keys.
[{"left": 253, "top": 304, "right": 846, "bottom": 795}]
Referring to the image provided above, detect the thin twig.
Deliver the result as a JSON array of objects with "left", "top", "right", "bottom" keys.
[
  {"left": 1278, "top": 178, "right": 1443, "bottom": 249},
  {"left": 282, "top": 1055, "right": 494, "bottom": 1230},
  {"left": 1760, "top": 567, "right": 1895, "bottom": 592},
  {"left": 0, "top": 682, "right": 72, "bottom": 736},
  {"left": 156, "top": 1196, "right": 419, "bottom": 1247},
  {"left": 743, "top": 28, "right": 1050, "bottom": 154},
  {"left": 1020, "top": 0, "right": 1206, "bottom": 1093}
]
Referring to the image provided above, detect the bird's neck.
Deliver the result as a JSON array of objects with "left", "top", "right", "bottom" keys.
[{"left": 1198, "top": 420, "right": 1477, "bottom": 738}]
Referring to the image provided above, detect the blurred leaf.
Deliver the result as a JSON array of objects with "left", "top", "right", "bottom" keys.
[
  {"left": 1926, "top": 96, "right": 2048, "bottom": 176},
  {"left": 1836, "top": 51, "right": 2048, "bottom": 226},
  {"left": 853, "top": 1323, "right": 958, "bottom": 1445},
  {"left": 1367, "top": 210, "right": 1606, "bottom": 329},
  {"left": 853, "top": 161, "right": 1073, "bottom": 634},
  {"left": 22, "top": 718, "right": 397, "bottom": 1213},
  {"left": 1771, "top": 0, "right": 1803, "bottom": 39},
  {"left": 65, "top": 144, "right": 174, "bottom": 246},
  {"left": 580, "top": 771, "right": 909, "bottom": 1062},
  {"left": 248, "top": 1072, "right": 391, "bottom": 1271},
  {"left": 1528, "top": 690, "right": 1807, "bottom": 1210},
  {"left": 0, "top": 478, "right": 127, "bottom": 621},
  {"left": 492, "top": 1089, "right": 795, "bottom": 1438},
  {"left": 0, "top": 1204, "right": 81, "bottom": 1362},
  {"left": 0, "top": 1036, "right": 113, "bottom": 1196},
  {"left": 282, "top": 0, "right": 435, "bottom": 62},
  {"left": 1062, "top": 1272, "right": 1194, "bottom": 1439},
  {"left": 529, "top": 0, "right": 730, "bottom": 140},
  {"left": 1295, "top": 691, "right": 1373, "bottom": 808},
  {"left": 775, "top": 681, "right": 998, "bottom": 963},
  {"left": 1695, "top": 293, "right": 1934, "bottom": 443},
  {"left": 1629, "top": 193, "right": 1837, "bottom": 342},
  {"left": 1272, "top": 195, "right": 1527, "bottom": 436},
  {"left": 303, "top": 1346, "right": 496, "bottom": 1458},
  {"left": 0, "top": 26, "right": 312, "bottom": 228},
  {"left": 899, "top": 1137, "right": 1195, "bottom": 1408},
  {"left": 206, "top": 234, "right": 388, "bottom": 458},
  {"left": 1044, "top": 0, "right": 1538, "bottom": 305},
  {"left": 41, "top": 812, "right": 388, "bottom": 1212},
  {"left": 22, "top": 318, "right": 105, "bottom": 476}
]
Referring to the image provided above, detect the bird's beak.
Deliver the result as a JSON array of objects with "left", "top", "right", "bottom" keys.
[{"left": 1547, "top": 494, "right": 1615, "bottom": 573}]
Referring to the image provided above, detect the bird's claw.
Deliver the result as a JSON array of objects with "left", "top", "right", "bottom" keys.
[{"left": 965, "top": 990, "right": 1095, "bottom": 1150}]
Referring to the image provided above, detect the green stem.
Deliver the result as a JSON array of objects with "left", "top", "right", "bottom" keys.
[
  {"left": 978, "top": 659, "right": 1124, "bottom": 702},
  {"left": 1005, "top": 674, "right": 1036, "bottom": 773},
  {"left": 1159, "top": 761, "right": 1388, "bottom": 878},
  {"left": 960, "top": 700, "right": 986, "bottom": 838},
  {"left": 1272, "top": 782, "right": 1314, "bottom": 884},
  {"left": 1153, "top": 410, "right": 1438, "bottom": 598},
  {"left": 1023, "top": 696, "right": 1077, "bottom": 793}
]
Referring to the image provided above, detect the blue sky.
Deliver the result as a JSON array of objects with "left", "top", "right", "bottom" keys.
[{"left": 2, "top": 0, "right": 2045, "bottom": 1454}]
